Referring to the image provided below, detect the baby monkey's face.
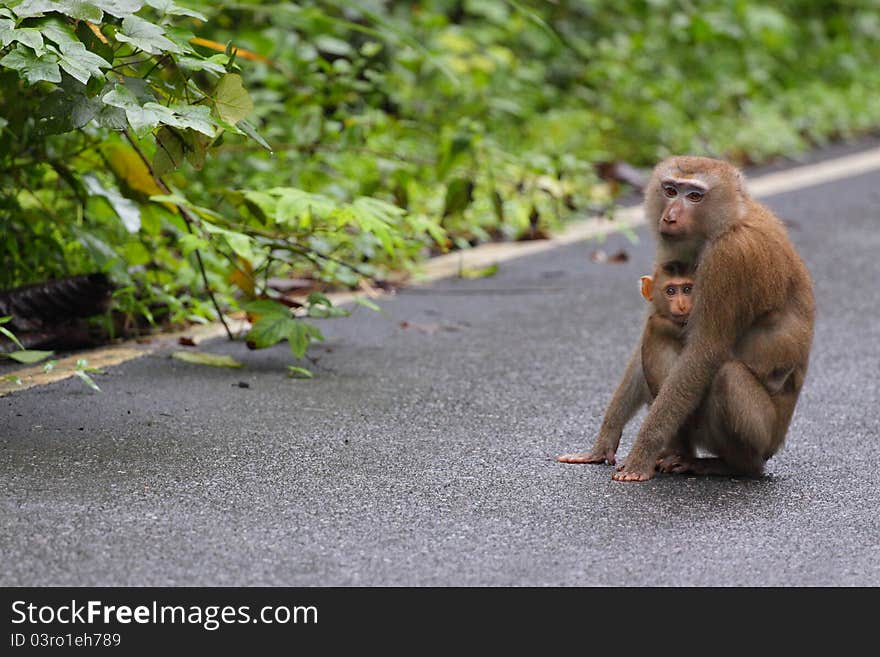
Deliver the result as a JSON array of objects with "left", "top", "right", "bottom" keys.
[{"left": 640, "top": 273, "right": 694, "bottom": 326}]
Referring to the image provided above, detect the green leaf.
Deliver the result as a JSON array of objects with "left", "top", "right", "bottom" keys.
[
  {"left": 237, "top": 119, "right": 272, "bottom": 153},
  {"left": 246, "top": 313, "right": 294, "bottom": 349},
  {"left": 146, "top": 0, "right": 207, "bottom": 21},
  {"left": 143, "top": 102, "right": 214, "bottom": 136},
  {"left": 34, "top": 82, "right": 100, "bottom": 135},
  {"left": 55, "top": 41, "right": 111, "bottom": 84},
  {"left": 214, "top": 73, "right": 253, "bottom": 124},
  {"left": 0, "top": 324, "right": 25, "bottom": 349},
  {"left": 74, "top": 369, "right": 101, "bottom": 392},
  {"left": 12, "top": 0, "right": 105, "bottom": 22},
  {"left": 242, "top": 299, "right": 290, "bottom": 318},
  {"left": 0, "top": 45, "right": 61, "bottom": 84},
  {"left": 443, "top": 178, "right": 475, "bottom": 217},
  {"left": 178, "top": 233, "right": 209, "bottom": 256},
  {"left": 0, "top": 27, "right": 46, "bottom": 54},
  {"left": 43, "top": 359, "right": 57, "bottom": 372},
  {"left": 171, "top": 350, "right": 243, "bottom": 368},
  {"left": 286, "top": 366, "right": 313, "bottom": 379},
  {"left": 101, "top": 84, "right": 163, "bottom": 135},
  {"left": 2, "top": 374, "right": 22, "bottom": 386},
  {"left": 460, "top": 263, "right": 499, "bottom": 279},
  {"left": 177, "top": 54, "right": 226, "bottom": 74},
  {"left": 354, "top": 297, "right": 381, "bottom": 312},
  {"left": 200, "top": 221, "right": 254, "bottom": 260},
  {"left": 91, "top": 1, "right": 144, "bottom": 18},
  {"left": 7, "top": 349, "right": 55, "bottom": 364},
  {"left": 40, "top": 17, "right": 80, "bottom": 49},
  {"left": 83, "top": 174, "right": 141, "bottom": 232},
  {"left": 287, "top": 320, "right": 323, "bottom": 359},
  {"left": 153, "top": 126, "right": 185, "bottom": 176},
  {"left": 116, "top": 15, "right": 183, "bottom": 55}
]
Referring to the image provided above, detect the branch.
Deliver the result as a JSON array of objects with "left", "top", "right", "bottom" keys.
[{"left": 122, "top": 130, "right": 234, "bottom": 341}]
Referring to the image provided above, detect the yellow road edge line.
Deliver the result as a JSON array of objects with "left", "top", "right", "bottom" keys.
[{"left": 4, "top": 146, "right": 880, "bottom": 396}]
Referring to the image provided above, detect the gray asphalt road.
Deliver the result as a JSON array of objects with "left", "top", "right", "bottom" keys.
[{"left": 2, "top": 147, "right": 879, "bottom": 586}]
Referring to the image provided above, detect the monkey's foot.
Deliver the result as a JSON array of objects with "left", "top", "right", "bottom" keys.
[
  {"left": 656, "top": 452, "right": 693, "bottom": 474},
  {"left": 556, "top": 448, "right": 616, "bottom": 465},
  {"left": 611, "top": 460, "right": 655, "bottom": 482},
  {"left": 658, "top": 457, "right": 760, "bottom": 477}
]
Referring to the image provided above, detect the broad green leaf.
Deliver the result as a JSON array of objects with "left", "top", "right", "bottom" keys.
[
  {"left": 7, "top": 349, "right": 55, "bottom": 364},
  {"left": 200, "top": 222, "right": 254, "bottom": 260},
  {"left": 12, "top": 0, "right": 104, "bottom": 22},
  {"left": 0, "top": 27, "right": 45, "bottom": 54},
  {"left": 178, "top": 233, "right": 209, "bottom": 256},
  {"left": 286, "top": 366, "right": 313, "bottom": 379},
  {"left": 83, "top": 174, "right": 141, "bottom": 232},
  {"left": 143, "top": 102, "right": 214, "bottom": 136},
  {"left": 90, "top": 0, "right": 144, "bottom": 18},
  {"left": 287, "top": 321, "right": 324, "bottom": 359},
  {"left": 177, "top": 54, "right": 226, "bottom": 74},
  {"left": 0, "top": 45, "right": 61, "bottom": 84},
  {"left": 40, "top": 17, "right": 80, "bottom": 49},
  {"left": 246, "top": 313, "right": 294, "bottom": 349},
  {"left": 102, "top": 84, "right": 163, "bottom": 136},
  {"left": 171, "top": 351, "right": 243, "bottom": 368},
  {"left": 116, "top": 15, "right": 183, "bottom": 55},
  {"left": 55, "top": 41, "right": 111, "bottom": 84},
  {"left": 146, "top": 0, "right": 207, "bottom": 21},
  {"left": 153, "top": 126, "right": 185, "bottom": 176},
  {"left": 242, "top": 299, "right": 290, "bottom": 318},
  {"left": 213, "top": 73, "right": 253, "bottom": 124}
]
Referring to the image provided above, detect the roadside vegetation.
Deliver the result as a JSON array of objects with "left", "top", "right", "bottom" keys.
[{"left": 2, "top": 0, "right": 878, "bottom": 370}]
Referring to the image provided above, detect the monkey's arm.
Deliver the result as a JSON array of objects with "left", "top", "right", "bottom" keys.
[
  {"left": 557, "top": 339, "right": 650, "bottom": 465},
  {"left": 615, "top": 238, "right": 759, "bottom": 480}
]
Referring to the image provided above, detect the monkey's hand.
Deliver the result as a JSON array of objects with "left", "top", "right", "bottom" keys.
[{"left": 556, "top": 448, "right": 616, "bottom": 465}]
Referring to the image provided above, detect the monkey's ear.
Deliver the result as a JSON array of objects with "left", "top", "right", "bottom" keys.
[{"left": 640, "top": 275, "right": 653, "bottom": 301}]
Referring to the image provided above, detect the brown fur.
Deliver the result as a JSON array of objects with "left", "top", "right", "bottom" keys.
[{"left": 559, "top": 156, "right": 815, "bottom": 480}]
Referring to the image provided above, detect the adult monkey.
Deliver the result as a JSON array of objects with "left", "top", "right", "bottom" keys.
[{"left": 558, "top": 156, "right": 815, "bottom": 481}]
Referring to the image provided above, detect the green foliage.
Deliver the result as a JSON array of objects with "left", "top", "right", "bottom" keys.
[{"left": 3, "top": 0, "right": 880, "bottom": 365}]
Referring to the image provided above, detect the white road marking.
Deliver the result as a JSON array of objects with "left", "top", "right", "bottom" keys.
[{"left": 4, "top": 146, "right": 880, "bottom": 395}]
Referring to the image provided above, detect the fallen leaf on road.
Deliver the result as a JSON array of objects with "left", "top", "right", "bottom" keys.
[
  {"left": 590, "top": 249, "right": 629, "bottom": 264},
  {"left": 399, "top": 321, "right": 462, "bottom": 334},
  {"left": 178, "top": 336, "right": 197, "bottom": 347},
  {"left": 171, "top": 351, "right": 243, "bottom": 368},
  {"left": 459, "top": 263, "right": 498, "bottom": 279}
]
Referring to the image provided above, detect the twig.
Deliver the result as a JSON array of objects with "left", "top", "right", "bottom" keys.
[{"left": 122, "top": 130, "right": 234, "bottom": 340}]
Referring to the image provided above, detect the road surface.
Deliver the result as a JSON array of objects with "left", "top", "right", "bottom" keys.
[{"left": 2, "top": 144, "right": 879, "bottom": 586}]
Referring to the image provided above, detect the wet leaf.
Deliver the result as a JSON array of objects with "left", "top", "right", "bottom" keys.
[
  {"left": 459, "top": 263, "right": 498, "bottom": 279},
  {"left": 171, "top": 351, "right": 243, "bottom": 368},
  {"left": 7, "top": 349, "right": 55, "bottom": 364}
]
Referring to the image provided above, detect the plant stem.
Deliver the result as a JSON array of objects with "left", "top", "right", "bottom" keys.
[{"left": 122, "top": 130, "right": 234, "bottom": 340}]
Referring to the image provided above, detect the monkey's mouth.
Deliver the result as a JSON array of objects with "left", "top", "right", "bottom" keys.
[{"left": 672, "top": 317, "right": 689, "bottom": 326}]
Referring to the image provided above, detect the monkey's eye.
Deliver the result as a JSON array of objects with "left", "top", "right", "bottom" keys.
[
  {"left": 683, "top": 285, "right": 692, "bottom": 294},
  {"left": 686, "top": 191, "right": 703, "bottom": 202},
  {"left": 665, "top": 286, "right": 676, "bottom": 296},
  {"left": 663, "top": 185, "right": 677, "bottom": 198}
]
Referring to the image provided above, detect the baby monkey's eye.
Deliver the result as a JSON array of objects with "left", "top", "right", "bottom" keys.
[
  {"left": 683, "top": 285, "right": 693, "bottom": 294},
  {"left": 665, "top": 286, "right": 676, "bottom": 296},
  {"left": 686, "top": 191, "right": 704, "bottom": 202},
  {"left": 663, "top": 185, "right": 677, "bottom": 198}
]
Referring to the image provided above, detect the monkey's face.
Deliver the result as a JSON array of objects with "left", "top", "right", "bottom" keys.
[
  {"left": 656, "top": 276, "right": 694, "bottom": 324},
  {"left": 646, "top": 156, "right": 744, "bottom": 242},
  {"left": 641, "top": 273, "right": 694, "bottom": 325},
  {"left": 655, "top": 177, "right": 707, "bottom": 238}
]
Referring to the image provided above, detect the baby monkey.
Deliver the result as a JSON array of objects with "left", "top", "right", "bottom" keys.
[{"left": 640, "top": 260, "right": 694, "bottom": 399}]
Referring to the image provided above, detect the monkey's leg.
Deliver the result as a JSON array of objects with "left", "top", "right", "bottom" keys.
[
  {"left": 558, "top": 344, "right": 649, "bottom": 466},
  {"left": 674, "top": 361, "right": 777, "bottom": 477}
]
